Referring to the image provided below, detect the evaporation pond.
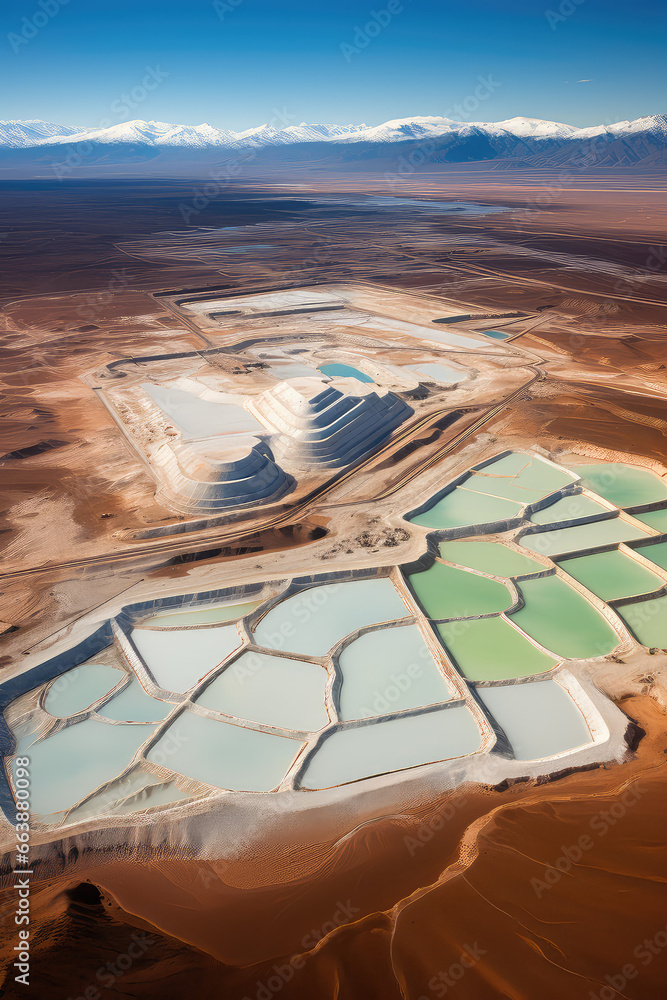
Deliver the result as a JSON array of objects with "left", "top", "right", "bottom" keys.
[
  {"left": 300, "top": 706, "right": 482, "bottom": 789},
  {"left": 337, "top": 625, "right": 455, "bottom": 720},
  {"left": 634, "top": 539, "right": 667, "bottom": 573},
  {"left": 252, "top": 579, "right": 407, "bottom": 656},
  {"left": 44, "top": 662, "right": 124, "bottom": 718},
  {"left": 559, "top": 550, "right": 664, "bottom": 602},
  {"left": 143, "top": 384, "right": 263, "bottom": 440},
  {"left": 318, "top": 363, "right": 374, "bottom": 383},
  {"left": 438, "top": 540, "right": 544, "bottom": 577},
  {"left": 408, "top": 562, "right": 512, "bottom": 619},
  {"left": 438, "top": 617, "right": 557, "bottom": 682},
  {"left": 141, "top": 600, "right": 262, "bottom": 627},
  {"left": 11, "top": 719, "right": 154, "bottom": 816},
  {"left": 479, "top": 681, "right": 592, "bottom": 760},
  {"left": 131, "top": 623, "right": 242, "bottom": 692},
  {"left": 520, "top": 517, "right": 649, "bottom": 556},
  {"left": 510, "top": 575, "right": 619, "bottom": 658},
  {"left": 531, "top": 493, "right": 610, "bottom": 525},
  {"left": 97, "top": 680, "right": 173, "bottom": 723},
  {"left": 618, "top": 595, "right": 667, "bottom": 648},
  {"left": 148, "top": 711, "right": 304, "bottom": 792},
  {"left": 411, "top": 487, "right": 523, "bottom": 529},
  {"left": 195, "top": 652, "right": 328, "bottom": 731},
  {"left": 574, "top": 463, "right": 667, "bottom": 507},
  {"left": 634, "top": 508, "right": 667, "bottom": 532},
  {"left": 481, "top": 329, "right": 510, "bottom": 340},
  {"left": 469, "top": 453, "right": 574, "bottom": 501}
]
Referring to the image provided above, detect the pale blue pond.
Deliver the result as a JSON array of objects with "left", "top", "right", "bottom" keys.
[
  {"left": 131, "top": 624, "right": 243, "bottom": 693},
  {"left": 195, "top": 651, "right": 329, "bottom": 731},
  {"left": 44, "top": 663, "right": 125, "bottom": 718},
  {"left": 252, "top": 579, "right": 408, "bottom": 657},
  {"left": 478, "top": 681, "right": 592, "bottom": 760},
  {"left": 148, "top": 710, "right": 304, "bottom": 792},
  {"left": 97, "top": 680, "right": 173, "bottom": 723},
  {"left": 12, "top": 719, "right": 154, "bottom": 816},
  {"left": 520, "top": 517, "right": 649, "bottom": 556},
  {"left": 300, "top": 706, "right": 482, "bottom": 789},
  {"left": 141, "top": 600, "right": 262, "bottom": 627},
  {"left": 337, "top": 625, "right": 456, "bottom": 720}
]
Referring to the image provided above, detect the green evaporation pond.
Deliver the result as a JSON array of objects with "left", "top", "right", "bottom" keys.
[
  {"left": 520, "top": 517, "right": 649, "bottom": 557},
  {"left": 478, "top": 681, "right": 592, "bottom": 760},
  {"left": 438, "top": 541, "right": 544, "bottom": 577},
  {"left": 618, "top": 595, "right": 667, "bottom": 648},
  {"left": 195, "top": 651, "right": 328, "bottom": 731},
  {"left": 318, "top": 363, "right": 374, "bottom": 383},
  {"left": 559, "top": 550, "right": 664, "bottom": 602},
  {"left": 634, "top": 539, "right": 667, "bottom": 573},
  {"left": 97, "top": 680, "right": 173, "bottom": 723},
  {"left": 574, "top": 463, "right": 667, "bottom": 508},
  {"left": 531, "top": 493, "right": 609, "bottom": 525},
  {"left": 300, "top": 706, "right": 482, "bottom": 789},
  {"left": 337, "top": 625, "right": 455, "bottom": 720},
  {"left": 411, "top": 487, "right": 523, "bottom": 529},
  {"left": 408, "top": 562, "right": 513, "bottom": 619},
  {"left": 634, "top": 508, "right": 667, "bottom": 532},
  {"left": 148, "top": 710, "right": 303, "bottom": 792},
  {"left": 471, "top": 453, "right": 574, "bottom": 501},
  {"left": 437, "top": 617, "right": 557, "bottom": 682},
  {"left": 141, "top": 600, "right": 262, "bottom": 627},
  {"left": 510, "top": 575, "right": 618, "bottom": 658},
  {"left": 44, "top": 663, "right": 124, "bottom": 718},
  {"left": 11, "top": 719, "right": 154, "bottom": 816}
]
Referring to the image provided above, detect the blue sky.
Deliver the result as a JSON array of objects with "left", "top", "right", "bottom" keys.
[{"left": 2, "top": 0, "right": 665, "bottom": 128}]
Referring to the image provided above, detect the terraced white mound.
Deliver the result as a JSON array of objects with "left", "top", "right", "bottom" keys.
[
  {"left": 153, "top": 435, "right": 291, "bottom": 513},
  {"left": 250, "top": 377, "right": 412, "bottom": 468}
]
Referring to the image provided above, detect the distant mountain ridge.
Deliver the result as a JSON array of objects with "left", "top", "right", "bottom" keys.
[{"left": 0, "top": 114, "right": 665, "bottom": 175}]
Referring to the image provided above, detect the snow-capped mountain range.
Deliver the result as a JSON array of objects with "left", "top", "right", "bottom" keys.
[{"left": 0, "top": 114, "right": 665, "bottom": 173}]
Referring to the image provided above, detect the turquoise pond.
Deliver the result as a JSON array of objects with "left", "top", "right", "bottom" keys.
[
  {"left": 531, "top": 493, "right": 610, "bottom": 525},
  {"left": 480, "top": 329, "right": 511, "bottom": 340},
  {"left": 318, "top": 363, "right": 374, "bottom": 383},
  {"left": 408, "top": 561, "right": 513, "bottom": 619},
  {"left": 557, "top": 550, "right": 664, "bottom": 602}
]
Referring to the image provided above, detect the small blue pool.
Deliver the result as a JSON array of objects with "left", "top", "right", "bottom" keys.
[
  {"left": 318, "top": 364, "right": 374, "bottom": 383},
  {"left": 481, "top": 330, "right": 511, "bottom": 341}
]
